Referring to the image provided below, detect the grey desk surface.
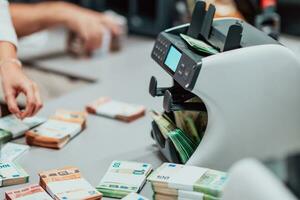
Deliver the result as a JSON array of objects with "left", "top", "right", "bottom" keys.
[
  {"left": 21, "top": 31, "right": 300, "bottom": 82},
  {"left": 0, "top": 37, "right": 173, "bottom": 198},
  {"left": 19, "top": 28, "right": 154, "bottom": 82}
]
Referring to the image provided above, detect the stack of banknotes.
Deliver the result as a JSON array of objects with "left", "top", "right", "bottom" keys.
[
  {"left": 86, "top": 97, "right": 145, "bottom": 122},
  {"left": 147, "top": 163, "right": 228, "bottom": 200},
  {"left": 5, "top": 184, "right": 52, "bottom": 200},
  {"left": 180, "top": 34, "right": 219, "bottom": 55},
  {"left": 97, "top": 160, "right": 152, "bottom": 198},
  {"left": 0, "top": 162, "right": 29, "bottom": 187},
  {"left": 39, "top": 166, "right": 102, "bottom": 199},
  {"left": 25, "top": 110, "right": 87, "bottom": 149},
  {"left": 150, "top": 111, "right": 199, "bottom": 164},
  {"left": 0, "top": 115, "right": 46, "bottom": 144},
  {"left": 121, "top": 193, "right": 149, "bottom": 200}
]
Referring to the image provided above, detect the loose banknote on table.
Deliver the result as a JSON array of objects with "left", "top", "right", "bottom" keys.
[
  {"left": 97, "top": 160, "right": 152, "bottom": 198},
  {"left": 0, "top": 162, "right": 29, "bottom": 187},
  {"left": 121, "top": 192, "right": 149, "bottom": 200},
  {"left": 0, "top": 142, "right": 30, "bottom": 161},
  {"left": 148, "top": 163, "right": 228, "bottom": 200},
  {"left": 0, "top": 115, "right": 46, "bottom": 144},
  {"left": 86, "top": 97, "right": 145, "bottom": 122},
  {"left": 5, "top": 184, "right": 52, "bottom": 200},
  {"left": 39, "top": 166, "right": 102, "bottom": 200},
  {"left": 26, "top": 110, "right": 87, "bottom": 149}
]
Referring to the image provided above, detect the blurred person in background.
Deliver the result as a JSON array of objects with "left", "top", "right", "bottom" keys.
[
  {"left": 0, "top": 0, "right": 42, "bottom": 119},
  {"left": 9, "top": 1, "right": 122, "bottom": 55}
]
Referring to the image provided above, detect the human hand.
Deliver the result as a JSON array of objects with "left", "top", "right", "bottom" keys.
[
  {"left": 62, "top": 3, "right": 122, "bottom": 54},
  {"left": 0, "top": 61, "right": 42, "bottom": 119}
]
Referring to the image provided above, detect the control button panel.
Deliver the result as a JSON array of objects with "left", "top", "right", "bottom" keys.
[
  {"left": 151, "top": 35, "right": 169, "bottom": 65},
  {"left": 174, "top": 54, "right": 201, "bottom": 91}
]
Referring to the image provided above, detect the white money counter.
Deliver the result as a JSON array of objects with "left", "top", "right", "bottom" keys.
[{"left": 1, "top": 25, "right": 300, "bottom": 200}]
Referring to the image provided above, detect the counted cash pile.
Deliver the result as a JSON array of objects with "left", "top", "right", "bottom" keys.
[
  {"left": 122, "top": 193, "right": 149, "bottom": 200},
  {"left": 148, "top": 163, "right": 228, "bottom": 200},
  {"left": 180, "top": 34, "right": 219, "bottom": 55},
  {"left": 97, "top": 160, "right": 152, "bottom": 198},
  {"left": 0, "top": 115, "right": 46, "bottom": 144},
  {"left": 26, "top": 110, "right": 87, "bottom": 149},
  {"left": 150, "top": 111, "right": 199, "bottom": 164},
  {"left": 0, "top": 162, "right": 29, "bottom": 187},
  {"left": 86, "top": 97, "right": 145, "bottom": 122},
  {"left": 5, "top": 184, "right": 52, "bottom": 200},
  {"left": 39, "top": 166, "right": 102, "bottom": 200}
]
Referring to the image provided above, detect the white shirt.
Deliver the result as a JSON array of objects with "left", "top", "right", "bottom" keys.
[{"left": 0, "top": 0, "right": 18, "bottom": 47}]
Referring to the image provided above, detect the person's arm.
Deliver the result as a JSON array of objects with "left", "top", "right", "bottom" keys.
[
  {"left": 0, "top": 0, "right": 42, "bottom": 119},
  {"left": 10, "top": 1, "right": 122, "bottom": 53}
]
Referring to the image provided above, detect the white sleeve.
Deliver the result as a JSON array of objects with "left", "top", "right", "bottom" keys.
[{"left": 0, "top": 0, "right": 18, "bottom": 48}]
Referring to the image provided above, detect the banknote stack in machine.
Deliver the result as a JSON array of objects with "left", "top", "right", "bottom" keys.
[
  {"left": 0, "top": 162, "right": 29, "bottom": 187},
  {"left": 5, "top": 184, "right": 52, "bottom": 200},
  {"left": 86, "top": 97, "right": 145, "bottom": 122},
  {"left": 97, "top": 160, "right": 152, "bottom": 198},
  {"left": 25, "top": 110, "right": 87, "bottom": 149},
  {"left": 0, "top": 115, "right": 46, "bottom": 145},
  {"left": 148, "top": 163, "right": 228, "bottom": 200},
  {"left": 39, "top": 166, "right": 102, "bottom": 199}
]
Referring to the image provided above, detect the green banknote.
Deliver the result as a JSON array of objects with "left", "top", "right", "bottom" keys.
[
  {"left": 97, "top": 161, "right": 152, "bottom": 198},
  {"left": 150, "top": 111, "right": 199, "bottom": 164},
  {"left": 180, "top": 34, "right": 219, "bottom": 55}
]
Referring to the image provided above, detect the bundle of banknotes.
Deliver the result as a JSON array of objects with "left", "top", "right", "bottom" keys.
[
  {"left": 39, "top": 166, "right": 102, "bottom": 199},
  {"left": 0, "top": 115, "right": 46, "bottom": 145},
  {"left": 5, "top": 184, "right": 53, "bottom": 200},
  {"left": 147, "top": 163, "right": 228, "bottom": 200},
  {"left": 121, "top": 193, "right": 149, "bottom": 200},
  {"left": 25, "top": 110, "right": 87, "bottom": 149},
  {"left": 0, "top": 162, "right": 29, "bottom": 187},
  {"left": 150, "top": 111, "right": 199, "bottom": 164},
  {"left": 180, "top": 34, "right": 219, "bottom": 55},
  {"left": 97, "top": 160, "right": 152, "bottom": 198},
  {"left": 86, "top": 97, "right": 145, "bottom": 122}
]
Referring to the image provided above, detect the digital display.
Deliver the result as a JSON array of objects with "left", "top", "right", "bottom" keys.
[{"left": 164, "top": 46, "right": 182, "bottom": 72}]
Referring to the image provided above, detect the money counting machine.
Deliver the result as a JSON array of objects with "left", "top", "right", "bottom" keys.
[{"left": 149, "top": 1, "right": 300, "bottom": 171}]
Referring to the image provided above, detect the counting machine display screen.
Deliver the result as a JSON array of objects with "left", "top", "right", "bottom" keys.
[{"left": 164, "top": 46, "right": 182, "bottom": 72}]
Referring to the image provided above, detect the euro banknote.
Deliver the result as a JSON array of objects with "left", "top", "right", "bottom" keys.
[
  {"left": 5, "top": 184, "right": 52, "bottom": 200},
  {"left": 97, "top": 160, "right": 152, "bottom": 198},
  {"left": 148, "top": 163, "right": 227, "bottom": 198},
  {"left": 122, "top": 192, "right": 149, "bottom": 200},
  {"left": 26, "top": 110, "right": 87, "bottom": 149},
  {"left": 86, "top": 97, "right": 145, "bottom": 122},
  {"left": 1, "top": 142, "right": 30, "bottom": 161},
  {"left": 0, "top": 162, "right": 29, "bottom": 187},
  {"left": 39, "top": 166, "right": 102, "bottom": 200}
]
